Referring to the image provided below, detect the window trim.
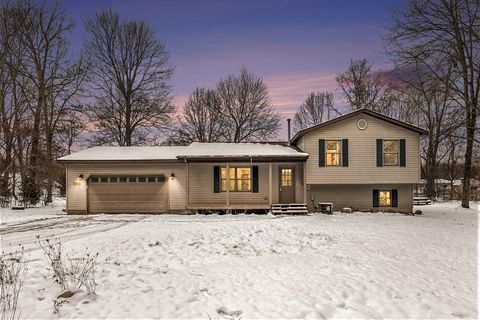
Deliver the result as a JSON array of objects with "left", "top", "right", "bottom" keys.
[
  {"left": 383, "top": 139, "right": 400, "bottom": 166},
  {"left": 220, "top": 167, "right": 252, "bottom": 192},
  {"left": 325, "top": 139, "right": 342, "bottom": 166},
  {"left": 379, "top": 190, "right": 392, "bottom": 207}
]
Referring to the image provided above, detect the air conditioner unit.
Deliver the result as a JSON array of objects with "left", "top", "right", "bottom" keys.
[{"left": 318, "top": 202, "right": 333, "bottom": 214}]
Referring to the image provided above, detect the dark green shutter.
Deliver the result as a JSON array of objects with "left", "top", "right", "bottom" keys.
[
  {"left": 392, "top": 189, "right": 398, "bottom": 207},
  {"left": 319, "top": 139, "right": 325, "bottom": 167},
  {"left": 373, "top": 189, "right": 379, "bottom": 207},
  {"left": 252, "top": 166, "right": 259, "bottom": 193},
  {"left": 400, "top": 139, "right": 406, "bottom": 167},
  {"left": 376, "top": 139, "right": 383, "bottom": 167},
  {"left": 213, "top": 166, "right": 220, "bottom": 193},
  {"left": 342, "top": 139, "right": 348, "bottom": 167}
]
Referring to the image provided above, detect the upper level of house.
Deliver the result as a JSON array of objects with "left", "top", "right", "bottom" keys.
[{"left": 291, "top": 109, "right": 427, "bottom": 185}]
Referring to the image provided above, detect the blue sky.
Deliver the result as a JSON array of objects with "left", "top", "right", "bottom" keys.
[{"left": 64, "top": 0, "right": 401, "bottom": 137}]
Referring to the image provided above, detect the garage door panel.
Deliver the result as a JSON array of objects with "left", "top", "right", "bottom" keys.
[{"left": 88, "top": 178, "right": 168, "bottom": 213}]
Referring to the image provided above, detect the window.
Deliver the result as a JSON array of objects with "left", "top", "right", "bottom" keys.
[
  {"left": 138, "top": 177, "right": 146, "bottom": 182},
  {"left": 110, "top": 177, "right": 118, "bottom": 183},
  {"left": 119, "top": 177, "right": 127, "bottom": 183},
  {"left": 128, "top": 177, "right": 137, "bottom": 183},
  {"left": 379, "top": 191, "right": 391, "bottom": 206},
  {"left": 326, "top": 140, "right": 341, "bottom": 166},
  {"left": 90, "top": 177, "right": 99, "bottom": 183},
  {"left": 99, "top": 177, "right": 108, "bottom": 183},
  {"left": 281, "top": 169, "right": 292, "bottom": 187},
  {"left": 221, "top": 167, "right": 251, "bottom": 192},
  {"left": 383, "top": 140, "right": 399, "bottom": 166}
]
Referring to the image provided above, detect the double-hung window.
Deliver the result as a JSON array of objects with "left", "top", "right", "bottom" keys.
[
  {"left": 221, "top": 167, "right": 251, "bottom": 192},
  {"left": 379, "top": 191, "right": 391, "bottom": 206},
  {"left": 383, "top": 140, "right": 399, "bottom": 166},
  {"left": 326, "top": 140, "right": 342, "bottom": 166}
]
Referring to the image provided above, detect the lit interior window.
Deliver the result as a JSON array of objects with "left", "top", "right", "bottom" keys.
[
  {"left": 221, "top": 167, "right": 251, "bottom": 192},
  {"left": 383, "top": 140, "right": 399, "bottom": 166},
  {"left": 379, "top": 191, "right": 391, "bottom": 206},
  {"left": 281, "top": 169, "right": 292, "bottom": 187},
  {"left": 326, "top": 140, "right": 341, "bottom": 166}
]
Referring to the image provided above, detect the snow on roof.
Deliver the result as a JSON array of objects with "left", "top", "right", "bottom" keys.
[
  {"left": 177, "top": 142, "right": 308, "bottom": 158},
  {"left": 57, "top": 142, "right": 307, "bottom": 162},
  {"left": 58, "top": 146, "right": 189, "bottom": 161}
]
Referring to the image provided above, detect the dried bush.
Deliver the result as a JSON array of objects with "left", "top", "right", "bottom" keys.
[
  {"left": 36, "top": 237, "right": 98, "bottom": 294},
  {"left": 0, "top": 247, "right": 27, "bottom": 320}
]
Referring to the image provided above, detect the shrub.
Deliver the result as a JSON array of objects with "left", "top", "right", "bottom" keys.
[
  {"left": 414, "top": 209, "right": 423, "bottom": 215},
  {"left": 37, "top": 237, "right": 98, "bottom": 295},
  {"left": 0, "top": 246, "right": 27, "bottom": 320}
]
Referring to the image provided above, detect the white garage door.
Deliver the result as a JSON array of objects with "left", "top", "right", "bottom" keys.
[{"left": 88, "top": 175, "right": 168, "bottom": 213}]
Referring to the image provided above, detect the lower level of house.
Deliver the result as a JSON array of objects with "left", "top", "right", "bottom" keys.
[{"left": 65, "top": 162, "right": 414, "bottom": 214}]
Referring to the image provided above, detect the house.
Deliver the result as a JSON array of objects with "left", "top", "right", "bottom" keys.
[{"left": 58, "top": 109, "right": 427, "bottom": 214}]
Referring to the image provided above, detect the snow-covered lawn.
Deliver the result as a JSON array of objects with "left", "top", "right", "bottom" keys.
[{"left": 0, "top": 201, "right": 478, "bottom": 319}]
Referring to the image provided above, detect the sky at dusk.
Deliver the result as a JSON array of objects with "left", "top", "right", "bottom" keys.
[{"left": 64, "top": 0, "right": 402, "bottom": 138}]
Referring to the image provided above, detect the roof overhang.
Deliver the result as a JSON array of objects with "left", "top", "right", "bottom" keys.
[
  {"left": 291, "top": 108, "right": 428, "bottom": 144},
  {"left": 57, "top": 159, "right": 183, "bottom": 164},
  {"left": 176, "top": 155, "right": 308, "bottom": 162},
  {"left": 57, "top": 156, "right": 309, "bottom": 164}
]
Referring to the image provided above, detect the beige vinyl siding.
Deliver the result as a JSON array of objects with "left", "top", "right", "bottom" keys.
[
  {"left": 66, "top": 163, "right": 187, "bottom": 213},
  {"left": 301, "top": 114, "right": 421, "bottom": 184},
  {"left": 66, "top": 161, "right": 306, "bottom": 213},
  {"left": 308, "top": 184, "right": 413, "bottom": 212},
  {"left": 187, "top": 162, "right": 304, "bottom": 205}
]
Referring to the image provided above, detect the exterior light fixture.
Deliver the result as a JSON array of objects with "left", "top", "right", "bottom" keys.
[
  {"left": 74, "top": 174, "right": 84, "bottom": 186},
  {"left": 170, "top": 173, "right": 175, "bottom": 180}
]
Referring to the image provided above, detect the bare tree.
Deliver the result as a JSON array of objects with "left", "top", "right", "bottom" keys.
[
  {"left": 57, "top": 108, "right": 86, "bottom": 155},
  {"left": 336, "top": 59, "right": 393, "bottom": 112},
  {"left": 393, "top": 64, "right": 461, "bottom": 198},
  {"left": 216, "top": 68, "right": 281, "bottom": 142},
  {"left": 387, "top": 0, "right": 480, "bottom": 208},
  {"left": 12, "top": 0, "right": 74, "bottom": 204},
  {"left": 293, "top": 91, "right": 339, "bottom": 132},
  {"left": 176, "top": 88, "right": 225, "bottom": 143},
  {"left": 84, "top": 9, "right": 175, "bottom": 146}
]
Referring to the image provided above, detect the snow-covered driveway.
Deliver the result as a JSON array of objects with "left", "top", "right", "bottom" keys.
[{"left": 0, "top": 202, "right": 477, "bottom": 319}]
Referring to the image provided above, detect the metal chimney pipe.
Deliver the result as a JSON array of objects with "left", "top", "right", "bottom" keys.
[{"left": 287, "top": 118, "right": 291, "bottom": 146}]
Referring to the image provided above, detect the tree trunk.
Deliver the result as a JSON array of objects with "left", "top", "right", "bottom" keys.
[
  {"left": 45, "top": 130, "right": 54, "bottom": 203},
  {"left": 461, "top": 107, "right": 476, "bottom": 208},
  {"left": 424, "top": 140, "right": 436, "bottom": 198},
  {"left": 27, "top": 91, "right": 43, "bottom": 203}
]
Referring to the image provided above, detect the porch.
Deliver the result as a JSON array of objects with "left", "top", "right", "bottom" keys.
[{"left": 185, "top": 161, "right": 308, "bottom": 211}]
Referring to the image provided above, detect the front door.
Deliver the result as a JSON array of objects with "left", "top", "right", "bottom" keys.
[{"left": 279, "top": 167, "right": 295, "bottom": 203}]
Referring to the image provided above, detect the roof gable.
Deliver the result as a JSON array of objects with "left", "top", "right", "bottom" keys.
[{"left": 291, "top": 108, "right": 428, "bottom": 144}]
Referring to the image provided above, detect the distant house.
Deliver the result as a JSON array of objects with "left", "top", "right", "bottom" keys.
[{"left": 58, "top": 109, "right": 427, "bottom": 214}]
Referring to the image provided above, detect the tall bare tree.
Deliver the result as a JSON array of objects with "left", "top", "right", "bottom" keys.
[
  {"left": 293, "top": 91, "right": 338, "bottom": 132},
  {"left": 336, "top": 59, "right": 394, "bottom": 112},
  {"left": 387, "top": 0, "right": 480, "bottom": 208},
  {"left": 176, "top": 88, "right": 225, "bottom": 143},
  {"left": 393, "top": 64, "right": 461, "bottom": 198},
  {"left": 0, "top": 0, "right": 76, "bottom": 204},
  {"left": 84, "top": 9, "right": 175, "bottom": 146},
  {"left": 216, "top": 68, "right": 281, "bottom": 142}
]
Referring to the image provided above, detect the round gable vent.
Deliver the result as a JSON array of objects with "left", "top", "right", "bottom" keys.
[{"left": 357, "top": 118, "right": 368, "bottom": 130}]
